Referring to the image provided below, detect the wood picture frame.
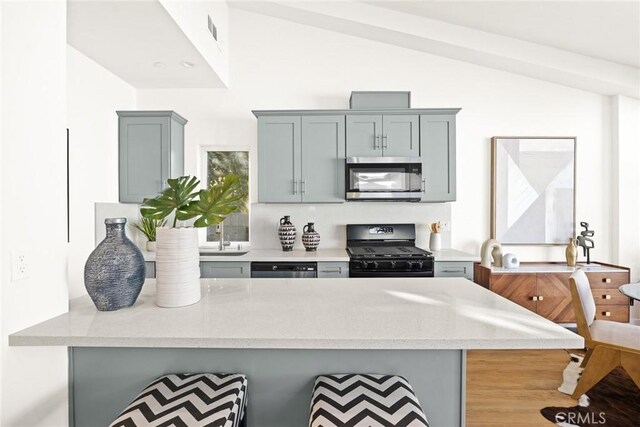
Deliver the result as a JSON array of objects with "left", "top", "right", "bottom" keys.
[{"left": 491, "top": 136, "right": 576, "bottom": 245}]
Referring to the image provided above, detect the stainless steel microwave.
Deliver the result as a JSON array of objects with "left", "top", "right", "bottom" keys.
[{"left": 345, "top": 157, "right": 423, "bottom": 201}]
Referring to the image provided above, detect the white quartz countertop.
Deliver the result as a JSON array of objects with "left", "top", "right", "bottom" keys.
[
  {"left": 429, "top": 249, "right": 479, "bottom": 262},
  {"left": 143, "top": 248, "right": 477, "bottom": 263},
  {"left": 10, "top": 278, "right": 583, "bottom": 350},
  {"left": 144, "top": 248, "right": 350, "bottom": 262},
  {"left": 490, "top": 263, "right": 627, "bottom": 274}
]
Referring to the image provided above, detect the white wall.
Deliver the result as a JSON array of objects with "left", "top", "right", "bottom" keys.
[
  {"left": 610, "top": 95, "right": 640, "bottom": 320},
  {"left": 67, "top": 46, "right": 136, "bottom": 299},
  {"left": 0, "top": 1, "right": 4, "bottom": 420},
  {"left": 137, "top": 9, "right": 613, "bottom": 262},
  {"left": 1, "top": 1, "right": 68, "bottom": 425}
]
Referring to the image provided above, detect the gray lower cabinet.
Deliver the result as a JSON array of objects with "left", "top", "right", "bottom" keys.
[
  {"left": 145, "top": 262, "right": 156, "bottom": 279},
  {"left": 420, "top": 115, "right": 456, "bottom": 202},
  {"left": 317, "top": 262, "right": 349, "bottom": 278},
  {"left": 434, "top": 261, "right": 473, "bottom": 280},
  {"left": 346, "top": 114, "right": 418, "bottom": 158},
  {"left": 258, "top": 115, "right": 345, "bottom": 203},
  {"left": 200, "top": 261, "right": 251, "bottom": 278},
  {"left": 118, "top": 111, "right": 187, "bottom": 203}
]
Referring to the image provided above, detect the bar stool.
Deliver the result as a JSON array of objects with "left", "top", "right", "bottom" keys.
[
  {"left": 309, "top": 374, "right": 429, "bottom": 427},
  {"left": 109, "top": 373, "right": 248, "bottom": 427}
]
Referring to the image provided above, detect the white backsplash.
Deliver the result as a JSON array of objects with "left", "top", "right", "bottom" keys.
[
  {"left": 250, "top": 202, "right": 451, "bottom": 250},
  {"left": 95, "top": 202, "right": 452, "bottom": 251}
]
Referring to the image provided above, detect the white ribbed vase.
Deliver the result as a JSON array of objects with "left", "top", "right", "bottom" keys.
[{"left": 155, "top": 227, "right": 201, "bottom": 308}]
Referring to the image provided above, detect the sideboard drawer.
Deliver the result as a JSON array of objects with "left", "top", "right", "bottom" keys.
[
  {"left": 591, "top": 288, "right": 628, "bottom": 305},
  {"left": 586, "top": 272, "right": 629, "bottom": 289},
  {"left": 595, "top": 305, "right": 629, "bottom": 322}
]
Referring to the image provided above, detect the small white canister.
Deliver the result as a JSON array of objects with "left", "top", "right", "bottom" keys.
[{"left": 429, "top": 232, "right": 442, "bottom": 251}]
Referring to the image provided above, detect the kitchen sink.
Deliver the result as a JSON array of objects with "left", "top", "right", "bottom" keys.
[{"left": 199, "top": 251, "right": 248, "bottom": 257}]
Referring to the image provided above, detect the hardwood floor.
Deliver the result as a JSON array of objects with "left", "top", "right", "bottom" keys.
[{"left": 466, "top": 349, "right": 579, "bottom": 426}]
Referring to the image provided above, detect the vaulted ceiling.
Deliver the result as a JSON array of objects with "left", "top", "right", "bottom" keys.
[{"left": 230, "top": 0, "right": 640, "bottom": 98}]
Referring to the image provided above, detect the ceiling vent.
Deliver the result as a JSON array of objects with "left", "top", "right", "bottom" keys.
[{"left": 207, "top": 14, "right": 218, "bottom": 41}]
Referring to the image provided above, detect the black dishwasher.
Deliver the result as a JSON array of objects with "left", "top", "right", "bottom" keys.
[{"left": 250, "top": 262, "right": 317, "bottom": 278}]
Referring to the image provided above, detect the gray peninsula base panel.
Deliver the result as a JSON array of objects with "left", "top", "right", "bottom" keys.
[{"left": 70, "top": 347, "right": 465, "bottom": 427}]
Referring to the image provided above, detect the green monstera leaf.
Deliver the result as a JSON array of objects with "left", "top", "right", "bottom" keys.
[
  {"left": 182, "top": 174, "right": 246, "bottom": 228},
  {"left": 140, "top": 176, "right": 200, "bottom": 227}
]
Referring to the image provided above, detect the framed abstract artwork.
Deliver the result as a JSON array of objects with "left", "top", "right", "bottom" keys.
[{"left": 491, "top": 137, "right": 576, "bottom": 245}]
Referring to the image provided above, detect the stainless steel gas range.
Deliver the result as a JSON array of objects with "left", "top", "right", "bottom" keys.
[{"left": 346, "top": 224, "right": 434, "bottom": 277}]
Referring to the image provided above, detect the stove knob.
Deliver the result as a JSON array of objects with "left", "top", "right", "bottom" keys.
[
  {"left": 416, "top": 261, "right": 424, "bottom": 269},
  {"left": 359, "top": 261, "right": 369, "bottom": 269},
  {"left": 390, "top": 261, "right": 396, "bottom": 268},
  {"left": 407, "top": 261, "right": 414, "bottom": 270},
  {"left": 371, "top": 261, "right": 379, "bottom": 270}
]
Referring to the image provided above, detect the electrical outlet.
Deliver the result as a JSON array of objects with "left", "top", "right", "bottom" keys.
[
  {"left": 11, "top": 250, "right": 29, "bottom": 281},
  {"left": 440, "top": 221, "right": 451, "bottom": 232}
]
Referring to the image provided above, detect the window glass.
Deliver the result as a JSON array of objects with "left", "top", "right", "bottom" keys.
[{"left": 206, "top": 151, "right": 249, "bottom": 243}]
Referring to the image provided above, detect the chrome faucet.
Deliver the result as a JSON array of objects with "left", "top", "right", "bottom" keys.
[{"left": 218, "top": 221, "right": 230, "bottom": 251}]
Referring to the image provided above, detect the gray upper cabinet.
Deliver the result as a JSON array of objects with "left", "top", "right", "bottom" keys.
[
  {"left": 258, "top": 116, "right": 302, "bottom": 203},
  {"left": 345, "top": 115, "right": 382, "bottom": 157},
  {"left": 346, "top": 114, "right": 418, "bottom": 157},
  {"left": 381, "top": 115, "right": 419, "bottom": 157},
  {"left": 118, "top": 111, "right": 186, "bottom": 204},
  {"left": 301, "top": 116, "right": 345, "bottom": 203},
  {"left": 420, "top": 114, "right": 456, "bottom": 202},
  {"left": 258, "top": 115, "right": 345, "bottom": 203},
  {"left": 254, "top": 108, "right": 459, "bottom": 204}
]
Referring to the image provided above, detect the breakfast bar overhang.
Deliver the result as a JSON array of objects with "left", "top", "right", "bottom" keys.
[{"left": 10, "top": 278, "right": 583, "bottom": 427}]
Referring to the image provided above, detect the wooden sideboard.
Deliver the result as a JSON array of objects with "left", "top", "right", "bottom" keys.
[{"left": 474, "top": 262, "right": 631, "bottom": 323}]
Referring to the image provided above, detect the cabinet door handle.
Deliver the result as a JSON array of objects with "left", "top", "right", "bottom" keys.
[
  {"left": 602, "top": 311, "right": 611, "bottom": 317},
  {"left": 421, "top": 179, "right": 426, "bottom": 193},
  {"left": 293, "top": 179, "right": 298, "bottom": 195},
  {"left": 441, "top": 269, "right": 465, "bottom": 273},
  {"left": 603, "top": 278, "right": 612, "bottom": 283},
  {"left": 603, "top": 294, "right": 612, "bottom": 300},
  {"left": 382, "top": 134, "right": 388, "bottom": 149},
  {"left": 321, "top": 268, "right": 342, "bottom": 273},
  {"left": 374, "top": 134, "right": 380, "bottom": 149},
  {"left": 531, "top": 296, "right": 539, "bottom": 301},
  {"left": 301, "top": 180, "right": 306, "bottom": 194}
]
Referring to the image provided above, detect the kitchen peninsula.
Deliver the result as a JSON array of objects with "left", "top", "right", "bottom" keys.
[{"left": 11, "top": 277, "right": 582, "bottom": 427}]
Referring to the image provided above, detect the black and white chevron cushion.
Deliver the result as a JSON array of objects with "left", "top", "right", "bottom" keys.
[
  {"left": 309, "top": 374, "right": 429, "bottom": 427},
  {"left": 109, "top": 373, "right": 247, "bottom": 427}
]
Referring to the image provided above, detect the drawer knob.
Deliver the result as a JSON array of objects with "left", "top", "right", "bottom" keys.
[
  {"left": 603, "top": 311, "right": 611, "bottom": 317},
  {"left": 603, "top": 278, "right": 612, "bottom": 283},
  {"left": 531, "top": 296, "right": 538, "bottom": 301},
  {"left": 603, "top": 294, "right": 611, "bottom": 300},
  {"left": 538, "top": 295, "right": 544, "bottom": 301}
]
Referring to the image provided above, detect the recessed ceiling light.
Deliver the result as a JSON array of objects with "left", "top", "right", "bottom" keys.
[
  {"left": 153, "top": 61, "right": 165, "bottom": 68},
  {"left": 181, "top": 61, "right": 195, "bottom": 68}
]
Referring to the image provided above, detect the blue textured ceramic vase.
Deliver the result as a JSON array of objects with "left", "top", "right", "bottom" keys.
[{"left": 84, "top": 218, "right": 146, "bottom": 311}]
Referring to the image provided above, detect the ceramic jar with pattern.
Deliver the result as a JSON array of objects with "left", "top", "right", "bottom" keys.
[
  {"left": 302, "top": 222, "right": 320, "bottom": 252},
  {"left": 278, "top": 216, "right": 296, "bottom": 251},
  {"left": 84, "top": 218, "right": 146, "bottom": 311}
]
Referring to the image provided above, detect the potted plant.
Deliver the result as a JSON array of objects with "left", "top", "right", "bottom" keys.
[
  {"left": 141, "top": 174, "right": 246, "bottom": 307},
  {"left": 131, "top": 217, "right": 167, "bottom": 252}
]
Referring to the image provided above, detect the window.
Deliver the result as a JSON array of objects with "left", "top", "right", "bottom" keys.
[{"left": 201, "top": 149, "right": 249, "bottom": 247}]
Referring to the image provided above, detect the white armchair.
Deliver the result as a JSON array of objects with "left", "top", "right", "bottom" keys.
[{"left": 569, "top": 269, "right": 640, "bottom": 399}]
